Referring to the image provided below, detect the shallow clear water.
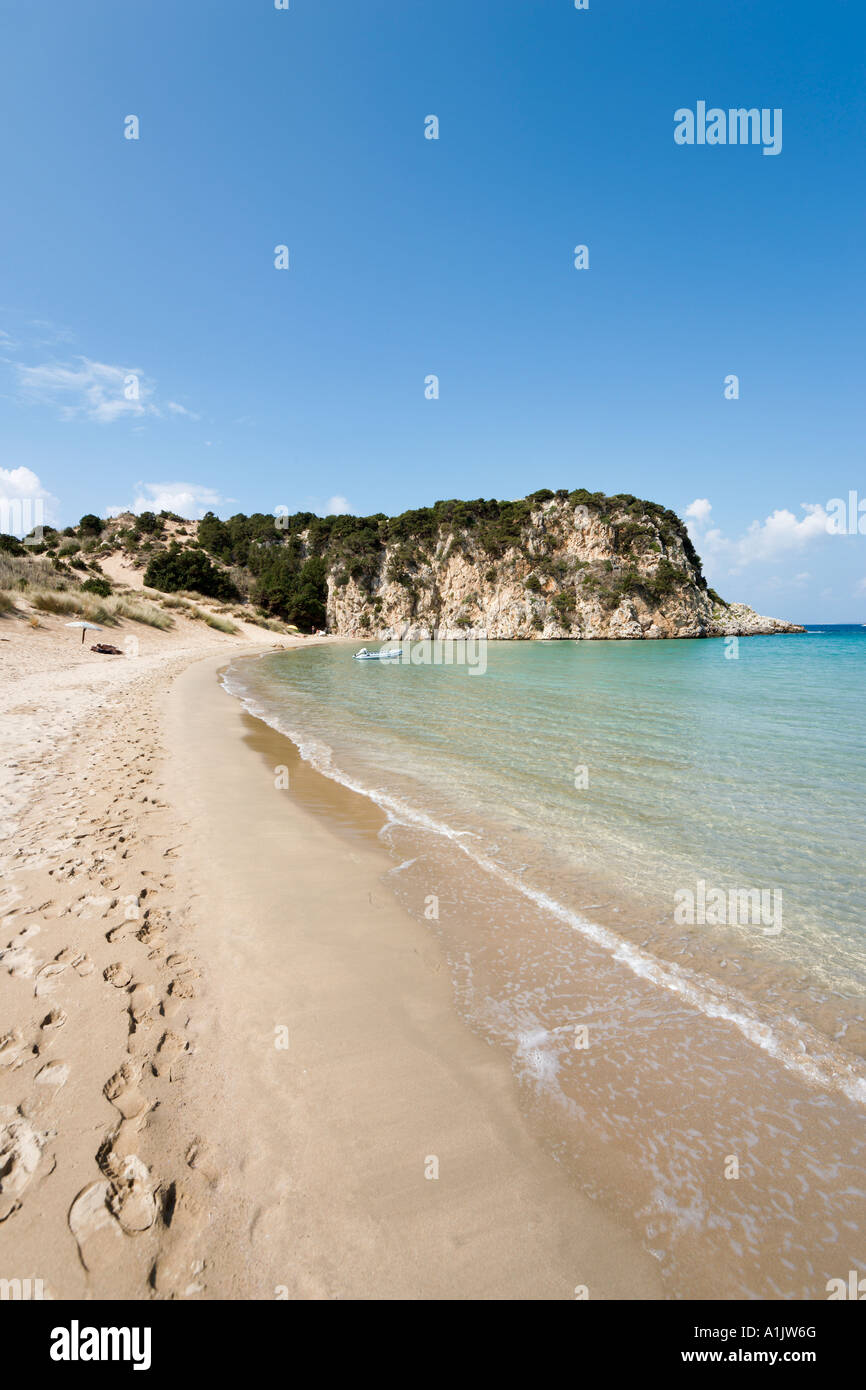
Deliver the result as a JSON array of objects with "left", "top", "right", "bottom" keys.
[
  {"left": 223, "top": 628, "right": 866, "bottom": 1296},
  {"left": 226, "top": 628, "right": 866, "bottom": 1051}
]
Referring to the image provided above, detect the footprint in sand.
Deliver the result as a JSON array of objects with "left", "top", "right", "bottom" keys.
[
  {"left": 128, "top": 984, "right": 156, "bottom": 1026},
  {"left": 167, "top": 975, "right": 197, "bottom": 1000},
  {"left": 103, "top": 1061, "right": 149, "bottom": 1121},
  {"left": 185, "top": 1138, "right": 219, "bottom": 1186},
  {"left": 153, "top": 1031, "right": 187, "bottom": 1078},
  {"left": 136, "top": 916, "right": 166, "bottom": 947},
  {"left": 0, "top": 927, "right": 41, "bottom": 979},
  {"left": 35, "top": 1059, "right": 70, "bottom": 1089},
  {"left": 103, "top": 962, "right": 132, "bottom": 989},
  {"left": 0, "top": 1106, "right": 44, "bottom": 1221},
  {"left": 68, "top": 1181, "right": 124, "bottom": 1270},
  {"left": 150, "top": 1185, "right": 207, "bottom": 1295},
  {"left": 104, "top": 1153, "right": 158, "bottom": 1233},
  {"left": 34, "top": 960, "right": 68, "bottom": 997},
  {"left": 105, "top": 920, "right": 135, "bottom": 944},
  {"left": 41, "top": 1008, "right": 67, "bottom": 1032},
  {"left": 0, "top": 1029, "right": 25, "bottom": 1070}
]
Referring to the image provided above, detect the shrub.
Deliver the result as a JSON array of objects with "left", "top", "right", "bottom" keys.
[
  {"left": 144, "top": 544, "right": 240, "bottom": 601},
  {"left": 134, "top": 511, "right": 163, "bottom": 536},
  {"left": 81, "top": 576, "right": 112, "bottom": 598},
  {"left": 643, "top": 558, "right": 682, "bottom": 600},
  {"left": 0, "top": 534, "right": 27, "bottom": 556}
]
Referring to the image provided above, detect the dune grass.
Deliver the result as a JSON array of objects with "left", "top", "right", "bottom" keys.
[
  {"left": 147, "top": 590, "right": 190, "bottom": 611},
  {"left": 29, "top": 588, "right": 174, "bottom": 631},
  {"left": 109, "top": 598, "right": 174, "bottom": 631},
  {"left": 0, "top": 591, "right": 17, "bottom": 615},
  {"left": 31, "top": 590, "right": 117, "bottom": 624},
  {"left": 197, "top": 610, "right": 238, "bottom": 633},
  {"left": 235, "top": 609, "right": 292, "bottom": 634},
  {"left": 0, "top": 552, "right": 62, "bottom": 592}
]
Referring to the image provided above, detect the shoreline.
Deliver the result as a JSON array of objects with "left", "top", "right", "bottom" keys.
[
  {"left": 160, "top": 651, "right": 664, "bottom": 1298},
  {"left": 213, "top": 644, "right": 866, "bottom": 1300},
  {"left": 3, "top": 624, "right": 861, "bottom": 1300}
]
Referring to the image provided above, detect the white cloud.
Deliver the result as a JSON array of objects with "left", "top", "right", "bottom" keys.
[
  {"left": 167, "top": 401, "right": 201, "bottom": 421},
  {"left": 685, "top": 497, "right": 712, "bottom": 526},
  {"left": 739, "top": 505, "right": 829, "bottom": 560},
  {"left": 0, "top": 466, "right": 60, "bottom": 533},
  {"left": 326, "top": 495, "right": 352, "bottom": 515},
  {"left": 684, "top": 498, "right": 830, "bottom": 573},
  {"left": 106, "top": 482, "right": 225, "bottom": 521}
]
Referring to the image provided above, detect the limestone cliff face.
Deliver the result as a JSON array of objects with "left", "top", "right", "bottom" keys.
[{"left": 323, "top": 498, "right": 804, "bottom": 640}]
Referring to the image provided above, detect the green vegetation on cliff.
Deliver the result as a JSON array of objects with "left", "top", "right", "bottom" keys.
[
  {"left": 190, "top": 490, "right": 705, "bottom": 626},
  {"left": 46, "top": 490, "right": 707, "bottom": 631}
]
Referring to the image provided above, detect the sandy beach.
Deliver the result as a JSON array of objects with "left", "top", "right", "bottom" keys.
[{"left": 1, "top": 614, "right": 662, "bottom": 1299}]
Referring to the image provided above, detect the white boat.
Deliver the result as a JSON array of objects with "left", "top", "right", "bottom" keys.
[{"left": 353, "top": 647, "right": 402, "bottom": 660}]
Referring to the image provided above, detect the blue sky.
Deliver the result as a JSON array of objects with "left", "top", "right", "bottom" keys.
[{"left": 0, "top": 0, "right": 863, "bottom": 620}]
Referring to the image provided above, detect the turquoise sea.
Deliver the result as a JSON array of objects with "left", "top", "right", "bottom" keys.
[{"left": 224, "top": 626, "right": 866, "bottom": 1297}]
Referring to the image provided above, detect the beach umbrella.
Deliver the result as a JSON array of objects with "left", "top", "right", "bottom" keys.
[{"left": 65, "top": 620, "right": 103, "bottom": 644}]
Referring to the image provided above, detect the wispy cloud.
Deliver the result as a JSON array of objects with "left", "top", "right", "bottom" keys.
[
  {"left": 6, "top": 321, "right": 200, "bottom": 424},
  {"left": 16, "top": 357, "right": 157, "bottom": 423}
]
